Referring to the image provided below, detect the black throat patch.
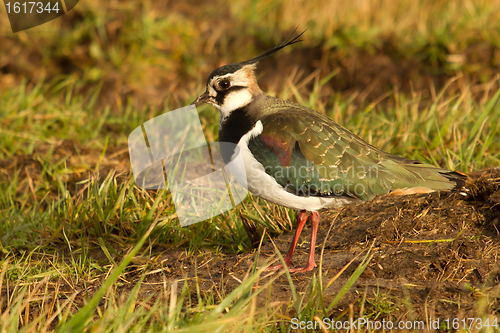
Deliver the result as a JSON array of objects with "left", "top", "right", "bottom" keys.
[{"left": 218, "top": 106, "right": 257, "bottom": 163}]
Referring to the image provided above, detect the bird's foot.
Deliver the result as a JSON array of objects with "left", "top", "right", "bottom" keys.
[
  {"left": 287, "top": 264, "right": 315, "bottom": 273},
  {"left": 265, "top": 262, "right": 292, "bottom": 271},
  {"left": 265, "top": 210, "right": 318, "bottom": 273},
  {"left": 266, "top": 262, "right": 316, "bottom": 273}
]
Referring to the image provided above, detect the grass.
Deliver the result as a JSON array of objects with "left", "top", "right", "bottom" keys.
[
  {"left": 1, "top": 0, "right": 500, "bottom": 331},
  {"left": 1, "top": 237, "right": 376, "bottom": 332}
]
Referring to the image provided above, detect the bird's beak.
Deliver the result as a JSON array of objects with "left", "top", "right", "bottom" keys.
[{"left": 193, "top": 91, "right": 209, "bottom": 107}]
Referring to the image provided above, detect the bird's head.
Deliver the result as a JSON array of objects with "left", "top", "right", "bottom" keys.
[
  {"left": 194, "top": 63, "right": 260, "bottom": 118},
  {"left": 194, "top": 29, "right": 305, "bottom": 119}
]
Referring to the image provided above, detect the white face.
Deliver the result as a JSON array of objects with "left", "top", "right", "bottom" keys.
[
  {"left": 215, "top": 89, "right": 252, "bottom": 119},
  {"left": 205, "top": 65, "right": 259, "bottom": 121}
]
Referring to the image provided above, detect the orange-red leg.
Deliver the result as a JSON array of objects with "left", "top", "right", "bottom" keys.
[
  {"left": 267, "top": 210, "right": 308, "bottom": 271},
  {"left": 267, "top": 210, "right": 319, "bottom": 273},
  {"left": 288, "top": 211, "right": 319, "bottom": 273}
]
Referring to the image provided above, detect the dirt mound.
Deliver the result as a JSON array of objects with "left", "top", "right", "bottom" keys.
[{"left": 156, "top": 168, "right": 500, "bottom": 322}]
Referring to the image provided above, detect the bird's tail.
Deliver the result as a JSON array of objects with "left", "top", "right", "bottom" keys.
[{"left": 381, "top": 156, "right": 468, "bottom": 196}]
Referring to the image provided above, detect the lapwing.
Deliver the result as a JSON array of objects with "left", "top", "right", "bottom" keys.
[{"left": 193, "top": 30, "right": 467, "bottom": 273}]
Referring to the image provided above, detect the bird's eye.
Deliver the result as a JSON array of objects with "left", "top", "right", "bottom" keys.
[{"left": 218, "top": 79, "right": 230, "bottom": 89}]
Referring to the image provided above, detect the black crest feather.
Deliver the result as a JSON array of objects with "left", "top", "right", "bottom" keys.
[
  {"left": 242, "top": 28, "right": 306, "bottom": 65},
  {"left": 207, "top": 28, "right": 306, "bottom": 81}
]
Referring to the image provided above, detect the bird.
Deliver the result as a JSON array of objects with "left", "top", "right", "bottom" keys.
[{"left": 193, "top": 30, "right": 467, "bottom": 273}]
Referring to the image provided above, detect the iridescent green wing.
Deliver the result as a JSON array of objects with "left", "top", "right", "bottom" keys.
[{"left": 248, "top": 102, "right": 459, "bottom": 201}]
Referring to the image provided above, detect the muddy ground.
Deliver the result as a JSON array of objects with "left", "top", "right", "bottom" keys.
[
  {"left": 56, "top": 167, "right": 498, "bottom": 328},
  {"left": 144, "top": 168, "right": 500, "bottom": 324},
  {"left": 2, "top": 151, "right": 500, "bottom": 330}
]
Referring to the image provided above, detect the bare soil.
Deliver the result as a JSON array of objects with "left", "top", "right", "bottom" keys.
[
  {"left": 65, "top": 167, "right": 497, "bottom": 327},
  {"left": 143, "top": 168, "right": 500, "bottom": 324},
  {"left": 2, "top": 152, "right": 500, "bottom": 330},
  {"left": 1, "top": 144, "right": 500, "bottom": 327}
]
